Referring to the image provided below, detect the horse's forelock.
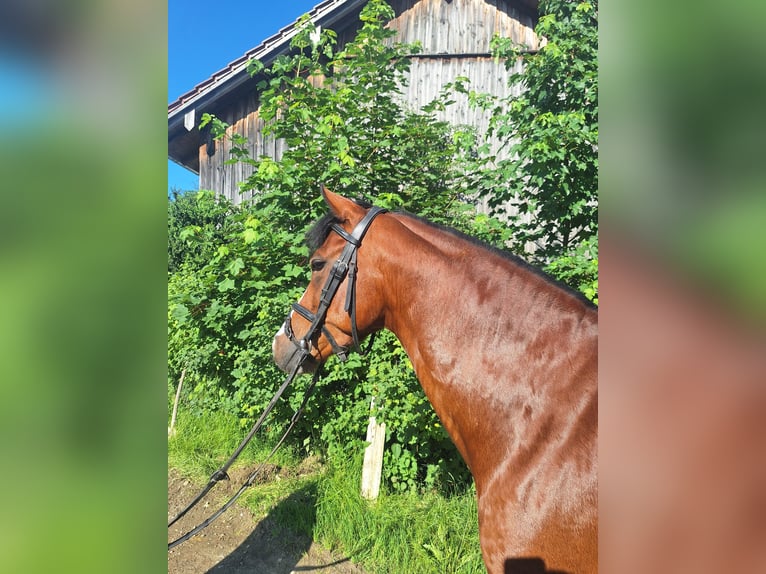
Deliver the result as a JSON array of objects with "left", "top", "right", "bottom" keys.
[
  {"left": 305, "top": 212, "right": 342, "bottom": 254},
  {"left": 305, "top": 198, "right": 372, "bottom": 254}
]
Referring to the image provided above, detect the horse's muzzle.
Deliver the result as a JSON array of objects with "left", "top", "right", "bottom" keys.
[{"left": 272, "top": 321, "right": 319, "bottom": 375}]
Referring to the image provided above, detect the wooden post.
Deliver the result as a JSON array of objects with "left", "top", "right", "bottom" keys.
[
  {"left": 168, "top": 367, "right": 186, "bottom": 438},
  {"left": 361, "top": 397, "right": 386, "bottom": 500}
]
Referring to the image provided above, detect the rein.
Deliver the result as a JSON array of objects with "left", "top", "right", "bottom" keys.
[
  {"left": 168, "top": 363, "right": 320, "bottom": 549},
  {"left": 168, "top": 205, "right": 386, "bottom": 550}
]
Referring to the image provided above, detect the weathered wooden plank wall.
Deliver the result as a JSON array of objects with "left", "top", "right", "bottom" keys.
[
  {"left": 199, "top": 0, "right": 537, "bottom": 206},
  {"left": 389, "top": 0, "right": 535, "bottom": 157},
  {"left": 388, "top": 0, "right": 537, "bottom": 53},
  {"left": 200, "top": 92, "right": 283, "bottom": 203}
]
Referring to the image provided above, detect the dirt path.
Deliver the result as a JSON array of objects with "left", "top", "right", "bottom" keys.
[{"left": 168, "top": 467, "right": 367, "bottom": 574}]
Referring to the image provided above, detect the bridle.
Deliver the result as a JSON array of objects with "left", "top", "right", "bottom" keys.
[
  {"left": 281, "top": 205, "right": 387, "bottom": 365},
  {"left": 168, "top": 205, "right": 386, "bottom": 550}
]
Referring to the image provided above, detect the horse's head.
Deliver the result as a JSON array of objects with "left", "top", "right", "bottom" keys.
[{"left": 272, "top": 188, "right": 388, "bottom": 374}]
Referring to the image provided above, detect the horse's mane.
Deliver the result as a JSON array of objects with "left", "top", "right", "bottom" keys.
[
  {"left": 305, "top": 205, "right": 597, "bottom": 310},
  {"left": 401, "top": 211, "right": 598, "bottom": 310}
]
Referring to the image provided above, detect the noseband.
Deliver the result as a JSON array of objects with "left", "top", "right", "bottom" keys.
[{"left": 282, "top": 206, "right": 387, "bottom": 365}]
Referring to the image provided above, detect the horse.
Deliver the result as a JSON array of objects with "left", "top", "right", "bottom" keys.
[{"left": 272, "top": 188, "right": 598, "bottom": 574}]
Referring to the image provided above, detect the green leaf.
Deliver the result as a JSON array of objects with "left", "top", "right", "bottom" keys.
[
  {"left": 217, "top": 277, "right": 235, "bottom": 292},
  {"left": 179, "top": 226, "right": 198, "bottom": 241},
  {"left": 242, "top": 228, "right": 258, "bottom": 244},
  {"left": 282, "top": 263, "right": 303, "bottom": 278},
  {"left": 170, "top": 304, "right": 189, "bottom": 324},
  {"left": 227, "top": 257, "right": 245, "bottom": 276},
  {"left": 246, "top": 58, "right": 265, "bottom": 76}
]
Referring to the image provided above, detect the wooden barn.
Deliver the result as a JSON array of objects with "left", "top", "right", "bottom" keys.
[{"left": 167, "top": 0, "right": 540, "bottom": 204}]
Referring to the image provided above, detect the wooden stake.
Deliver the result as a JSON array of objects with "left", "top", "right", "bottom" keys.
[
  {"left": 168, "top": 367, "right": 186, "bottom": 438},
  {"left": 361, "top": 397, "right": 386, "bottom": 500}
]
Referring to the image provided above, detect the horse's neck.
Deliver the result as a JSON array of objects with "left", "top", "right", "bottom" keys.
[
  {"left": 378, "top": 215, "right": 598, "bottom": 482},
  {"left": 382, "top": 214, "right": 594, "bottom": 366}
]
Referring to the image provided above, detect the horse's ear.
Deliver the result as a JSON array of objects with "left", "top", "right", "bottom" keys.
[{"left": 321, "top": 186, "right": 365, "bottom": 222}]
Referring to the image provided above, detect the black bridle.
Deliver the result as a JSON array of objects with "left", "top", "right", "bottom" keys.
[
  {"left": 281, "top": 205, "right": 387, "bottom": 365},
  {"left": 168, "top": 205, "right": 386, "bottom": 550}
]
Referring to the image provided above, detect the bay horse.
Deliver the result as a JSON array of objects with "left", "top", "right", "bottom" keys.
[{"left": 272, "top": 189, "right": 598, "bottom": 574}]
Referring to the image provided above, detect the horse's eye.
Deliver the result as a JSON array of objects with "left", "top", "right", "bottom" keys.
[{"left": 310, "top": 259, "right": 326, "bottom": 272}]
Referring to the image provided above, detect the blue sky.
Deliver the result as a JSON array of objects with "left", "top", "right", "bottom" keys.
[{"left": 168, "top": 0, "right": 321, "bottom": 192}]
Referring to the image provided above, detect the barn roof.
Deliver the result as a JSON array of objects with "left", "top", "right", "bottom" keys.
[
  {"left": 168, "top": 0, "right": 539, "bottom": 174},
  {"left": 168, "top": 0, "right": 369, "bottom": 120}
]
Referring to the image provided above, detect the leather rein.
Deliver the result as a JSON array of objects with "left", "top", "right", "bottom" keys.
[{"left": 168, "top": 205, "right": 387, "bottom": 550}]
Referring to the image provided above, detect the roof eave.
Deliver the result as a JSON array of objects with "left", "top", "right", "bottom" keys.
[{"left": 168, "top": 0, "right": 369, "bottom": 123}]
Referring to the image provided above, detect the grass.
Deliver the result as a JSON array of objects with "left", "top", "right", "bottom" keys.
[
  {"left": 168, "top": 408, "right": 313, "bottom": 524},
  {"left": 168, "top": 409, "right": 303, "bottom": 479},
  {"left": 314, "top": 459, "right": 484, "bottom": 573},
  {"left": 168, "top": 407, "right": 483, "bottom": 573}
]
